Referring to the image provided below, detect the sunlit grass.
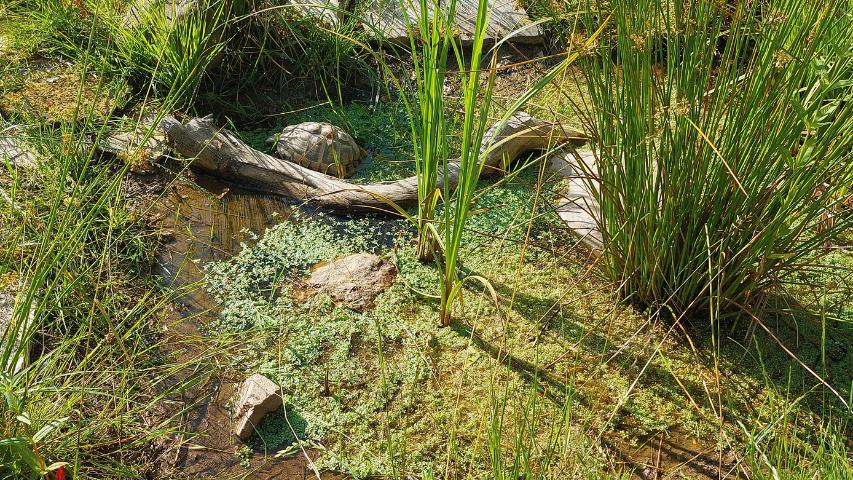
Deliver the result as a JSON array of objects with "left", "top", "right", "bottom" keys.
[
  {"left": 579, "top": 0, "right": 853, "bottom": 320},
  {"left": 1, "top": 0, "right": 851, "bottom": 478}
]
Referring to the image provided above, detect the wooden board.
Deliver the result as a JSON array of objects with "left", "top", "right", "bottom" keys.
[
  {"left": 0, "top": 131, "right": 36, "bottom": 169},
  {"left": 1, "top": 290, "right": 31, "bottom": 373},
  {"left": 122, "top": 0, "right": 196, "bottom": 27},
  {"left": 287, "top": 0, "right": 341, "bottom": 27}
]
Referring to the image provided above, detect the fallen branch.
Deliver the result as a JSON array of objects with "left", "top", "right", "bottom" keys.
[
  {"left": 160, "top": 113, "right": 603, "bottom": 250},
  {"left": 159, "top": 112, "right": 587, "bottom": 212}
]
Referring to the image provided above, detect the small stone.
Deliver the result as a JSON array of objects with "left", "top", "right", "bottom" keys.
[
  {"left": 232, "top": 374, "right": 283, "bottom": 441},
  {"left": 0, "top": 130, "right": 37, "bottom": 169},
  {"left": 307, "top": 253, "right": 397, "bottom": 311},
  {"left": 1, "top": 289, "right": 32, "bottom": 373}
]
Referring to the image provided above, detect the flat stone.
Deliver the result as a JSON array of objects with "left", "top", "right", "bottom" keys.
[
  {"left": 361, "top": 0, "right": 542, "bottom": 45},
  {"left": 232, "top": 373, "right": 283, "bottom": 441},
  {"left": 1, "top": 289, "right": 31, "bottom": 373},
  {"left": 307, "top": 253, "right": 397, "bottom": 311},
  {"left": 0, "top": 129, "right": 36, "bottom": 169}
]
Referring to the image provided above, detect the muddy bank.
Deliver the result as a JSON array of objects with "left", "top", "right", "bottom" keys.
[{"left": 144, "top": 170, "right": 348, "bottom": 478}]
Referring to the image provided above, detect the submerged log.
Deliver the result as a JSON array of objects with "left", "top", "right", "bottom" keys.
[{"left": 159, "top": 113, "right": 587, "bottom": 213}]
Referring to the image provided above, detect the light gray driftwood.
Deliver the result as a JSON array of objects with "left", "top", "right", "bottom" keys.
[
  {"left": 362, "top": 0, "right": 543, "bottom": 44},
  {"left": 551, "top": 149, "right": 602, "bottom": 250},
  {"left": 159, "top": 112, "right": 587, "bottom": 213}
]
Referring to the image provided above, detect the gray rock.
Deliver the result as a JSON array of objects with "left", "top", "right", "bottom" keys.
[
  {"left": 1, "top": 290, "right": 32, "bottom": 373},
  {"left": 232, "top": 373, "right": 283, "bottom": 441},
  {"left": 361, "top": 0, "right": 543, "bottom": 45},
  {"left": 307, "top": 253, "right": 397, "bottom": 311},
  {"left": 0, "top": 128, "right": 36, "bottom": 169}
]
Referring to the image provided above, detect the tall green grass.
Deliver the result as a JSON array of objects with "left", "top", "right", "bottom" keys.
[
  {"left": 0, "top": 119, "right": 193, "bottom": 478},
  {"left": 0, "top": 3, "right": 218, "bottom": 474},
  {"left": 404, "top": 0, "right": 458, "bottom": 262},
  {"left": 579, "top": 0, "right": 853, "bottom": 318},
  {"left": 111, "top": 0, "right": 234, "bottom": 106}
]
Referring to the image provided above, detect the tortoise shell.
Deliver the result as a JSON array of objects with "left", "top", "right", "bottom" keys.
[{"left": 270, "top": 122, "right": 365, "bottom": 178}]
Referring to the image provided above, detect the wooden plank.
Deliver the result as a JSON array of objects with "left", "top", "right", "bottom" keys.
[
  {"left": 453, "top": 0, "right": 542, "bottom": 44},
  {"left": 287, "top": 0, "right": 341, "bottom": 27},
  {"left": 0, "top": 129, "right": 36, "bottom": 169},
  {"left": 1, "top": 290, "right": 32, "bottom": 373}
]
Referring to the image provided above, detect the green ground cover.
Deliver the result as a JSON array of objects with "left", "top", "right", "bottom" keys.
[
  {"left": 204, "top": 167, "right": 852, "bottom": 479},
  {"left": 1, "top": 0, "right": 850, "bottom": 478}
]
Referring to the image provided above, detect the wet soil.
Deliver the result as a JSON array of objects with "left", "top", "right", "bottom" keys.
[
  {"left": 143, "top": 170, "right": 346, "bottom": 479},
  {"left": 606, "top": 429, "right": 739, "bottom": 479}
]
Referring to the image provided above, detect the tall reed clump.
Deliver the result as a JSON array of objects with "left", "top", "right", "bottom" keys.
[
  {"left": 403, "top": 1, "right": 599, "bottom": 326},
  {"left": 111, "top": 0, "right": 235, "bottom": 106},
  {"left": 579, "top": 0, "right": 853, "bottom": 318},
  {"left": 0, "top": 16, "right": 200, "bottom": 469},
  {"left": 405, "top": 0, "right": 458, "bottom": 262}
]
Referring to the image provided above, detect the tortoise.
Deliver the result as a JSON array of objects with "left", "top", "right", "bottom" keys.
[{"left": 268, "top": 122, "right": 366, "bottom": 178}]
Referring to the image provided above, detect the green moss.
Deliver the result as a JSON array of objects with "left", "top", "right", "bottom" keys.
[
  {"left": 251, "top": 406, "right": 309, "bottom": 452},
  {"left": 0, "top": 67, "right": 128, "bottom": 122},
  {"left": 206, "top": 125, "right": 852, "bottom": 480}
]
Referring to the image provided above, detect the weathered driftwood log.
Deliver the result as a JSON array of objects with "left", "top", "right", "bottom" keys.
[
  {"left": 159, "top": 113, "right": 587, "bottom": 212},
  {"left": 550, "top": 150, "right": 603, "bottom": 250}
]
